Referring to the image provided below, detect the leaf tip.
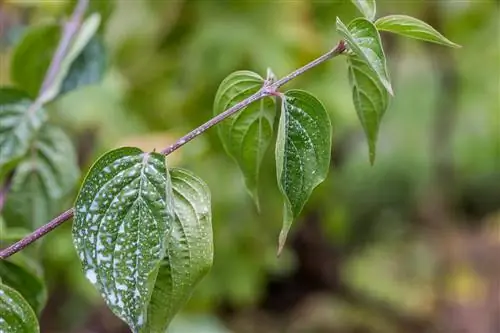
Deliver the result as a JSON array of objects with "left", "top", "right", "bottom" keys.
[{"left": 277, "top": 228, "right": 290, "bottom": 257}]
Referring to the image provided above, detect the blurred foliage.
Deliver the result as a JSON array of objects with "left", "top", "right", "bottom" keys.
[{"left": 0, "top": 0, "right": 498, "bottom": 332}]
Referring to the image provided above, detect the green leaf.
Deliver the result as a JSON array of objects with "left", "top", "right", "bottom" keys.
[
  {"left": 11, "top": 24, "right": 61, "bottom": 98},
  {"left": 213, "top": 70, "right": 275, "bottom": 209},
  {"left": 145, "top": 168, "right": 213, "bottom": 333},
  {"left": 73, "top": 147, "right": 175, "bottom": 333},
  {"left": 348, "top": 54, "right": 391, "bottom": 164},
  {"left": 60, "top": 36, "right": 107, "bottom": 95},
  {"left": 0, "top": 258, "right": 47, "bottom": 315},
  {"left": 4, "top": 124, "right": 80, "bottom": 229},
  {"left": 0, "top": 88, "right": 47, "bottom": 177},
  {"left": 275, "top": 90, "right": 331, "bottom": 254},
  {"left": 0, "top": 283, "right": 40, "bottom": 333},
  {"left": 375, "top": 15, "right": 461, "bottom": 48},
  {"left": 66, "top": 0, "right": 115, "bottom": 31},
  {"left": 11, "top": 14, "right": 101, "bottom": 102},
  {"left": 336, "top": 17, "right": 393, "bottom": 95},
  {"left": 350, "top": 0, "right": 376, "bottom": 21}
]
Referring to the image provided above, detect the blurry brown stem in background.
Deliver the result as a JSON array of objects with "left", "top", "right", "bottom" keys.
[{"left": 0, "top": 40, "right": 347, "bottom": 259}]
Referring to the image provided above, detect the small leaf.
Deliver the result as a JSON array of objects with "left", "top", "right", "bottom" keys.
[
  {"left": 275, "top": 90, "right": 331, "bottom": 254},
  {"left": 350, "top": 0, "right": 376, "bottom": 21},
  {"left": 145, "top": 168, "right": 213, "bottom": 333},
  {"left": 73, "top": 147, "right": 175, "bottom": 332},
  {"left": 336, "top": 17, "right": 393, "bottom": 95},
  {"left": 0, "top": 88, "right": 47, "bottom": 177},
  {"left": 214, "top": 71, "right": 275, "bottom": 209},
  {"left": 347, "top": 54, "right": 390, "bottom": 164},
  {"left": 60, "top": 36, "right": 107, "bottom": 95},
  {"left": 0, "top": 258, "right": 47, "bottom": 315},
  {"left": 0, "top": 283, "right": 40, "bottom": 333},
  {"left": 375, "top": 15, "right": 461, "bottom": 48},
  {"left": 4, "top": 124, "right": 80, "bottom": 229}
]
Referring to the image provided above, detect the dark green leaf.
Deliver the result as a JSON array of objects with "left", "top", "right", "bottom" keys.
[
  {"left": 73, "top": 147, "right": 175, "bottom": 332},
  {"left": 0, "top": 283, "right": 39, "bottom": 333},
  {"left": 275, "top": 90, "right": 331, "bottom": 254},
  {"left": 11, "top": 24, "right": 61, "bottom": 98},
  {"left": 336, "top": 17, "right": 393, "bottom": 95},
  {"left": 0, "top": 88, "right": 47, "bottom": 177},
  {"left": 375, "top": 15, "right": 461, "bottom": 48},
  {"left": 213, "top": 71, "right": 275, "bottom": 209},
  {"left": 60, "top": 36, "right": 107, "bottom": 95},
  {"left": 0, "top": 258, "right": 47, "bottom": 315},
  {"left": 4, "top": 124, "right": 80, "bottom": 229},
  {"left": 350, "top": 0, "right": 376, "bottom": 21},
  {"left": 348, "top": 54, "right": 391, "bottom": 164},
  {"left": 145, "top": 168, "right": 213, "bottom": 333}
]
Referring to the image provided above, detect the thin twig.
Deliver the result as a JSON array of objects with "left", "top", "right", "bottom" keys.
[{"left": 0, "top": 40, "right": 346, "bottom": 260}]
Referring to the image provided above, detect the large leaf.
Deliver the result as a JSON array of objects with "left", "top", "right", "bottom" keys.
[
  {"left": 375, "top": 15, "right": 461, "bottom": 48},
  {"left": 0, "top": 88, "right": 47, "bottom": 177},
  {"left": 11, "top": 14, "right": 101, "bottom": 102},
  {"left": 73, "top": 147, "right": 175, "bottom": 332},
  {"left": 4, "top": 124, "right": 80, "bottom": 229},
  {"left": 145, "top": 168, "right": 213, "bottom": 333},
  {"left": 0, "top": 283, "right": 40, "bottom": 333},
  {"left": 213, "top": 70, "right": 275, "bottom": 208},
  {"left": 0, "top": 258, "right": 47, "bottom": 315},
  {"left": 350, "top": 0, "right": 376, "bottom": 21},
  {"left": 336, "top": 17, "right": 393, "bottom": 95},
  {"left": 275, "top": 90, "right": 331, "bottom": 254},
  {"left": 347, "top": 54, "right": 390, "bottom": 164}
]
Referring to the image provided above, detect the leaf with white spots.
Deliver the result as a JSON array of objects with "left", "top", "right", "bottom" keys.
[
  {"left": 275, "top": 90, "right": 331, "bottom": 255},
  {"left": 213, "top": 70, "right": 276, "bottom": 209},
  {"left": 0, "top": 88, "right": 47, "bottom": 178},
  {"left": 0, "top": 283, "right": 40, "bottom": 333},
  {"left": 4, "top": 124, "right": 80, "bottom": 229},
  {"left": 375, "top": 15, "right": 461, "bottom": 48},
  {"left": 73, "top": 147, "right": 175, "bottom": 333},
  {"left": 350, "top": 0, "right": 376, "bottom": 21},
  {"left": 347, "top": 54, "right": 390, "bottom": 164},
  {"left": 336, "top": 17, "right": 393, "bottom": 95},
  {"left": 144, "top": 168, "right": 213, "bottom": 333},
  {"left": 0, "top": 257, "right": 47, "bottom": 315}
]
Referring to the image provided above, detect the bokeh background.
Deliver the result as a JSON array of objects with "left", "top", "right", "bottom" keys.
[{"left": 1, "top": 0, "right": 499, "bottom": 332}]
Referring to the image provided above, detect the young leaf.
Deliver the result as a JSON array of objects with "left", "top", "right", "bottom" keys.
[
  {"left": 145, "top": 168, "right": 213, "bottom": 333},
  {"left": 0, "top": 258, "right": 47, "bottom": 315},
  {"left": 4, "top": 124, "right": 80, "bottom": 229},
  {"left": 60, "top": 36, "right": 107, "bottom": 95},
  {"left": 336, "top": 17, "right": 393, "bottom": 95},
  {"left": 375, "top": 15, "right": 461, "bottom": 48},
  {"left": 0, "top": 283, "right": 40, "bottom": 333},
  {"left": 73, "top": 147, "right": 175, "bottom": 332},
  {"left": 347, "top": 54, "right": 390, "bottom": 164},
  {"left": 213, "top": 71, "right": 275, "bottom": 209},
  {"left": 0, "top": 88, "right": 47, "bottom": 177},
  {"left": 275, "top": 90, "right": 331, "bottom": 254},
  {"left": 10, "top": 14, "right": 101, "bottom": 102},
  {"left": 350, "top": 0, "right": 376, "bottom": 21}
]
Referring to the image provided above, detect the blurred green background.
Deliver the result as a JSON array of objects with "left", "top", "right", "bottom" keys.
[{"left": 1, "top": 0, "right": 499, "bottom": 332}]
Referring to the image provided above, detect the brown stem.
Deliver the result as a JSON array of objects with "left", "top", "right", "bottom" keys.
[{"left": 0, "top": 40, "right": 346, "bottom": 260}]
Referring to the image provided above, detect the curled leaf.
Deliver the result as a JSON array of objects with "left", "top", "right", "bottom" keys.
[{"left": 350, "top": 0, "right": 376, "bottom": 21}]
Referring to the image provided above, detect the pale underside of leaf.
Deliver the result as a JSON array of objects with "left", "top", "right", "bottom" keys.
[
  {"left": 350, "top": 0, "right": 376, "bottom": 21},
  {"left": 336, "top": 17, "right": 393, "bottom": 95},
  {"left": 73, "top": 147, "right": 174, "bottom": 332},
  {"left": 0, "top": 89, "right": 47, "bottom": 177},
  {"left": 145, "top": 168, "right": 213, "bottom": 333},
  {"left": 214, "top": 70, "right": 275, "bottom": 209},
  {"left": 4, "top": 124, "right": 80, "bottom": 229},
  {"left": 347, "top": 55, "right": 390, "bottom": 164},
  {"left": 375, "top": 15, "right": 461, "bottom": 48},
  {"left": 275, "top": 90, "right": 331, "bottom": 255},
  {"left": 0, "top": 283, "right": 40, "bottom": 333}
]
